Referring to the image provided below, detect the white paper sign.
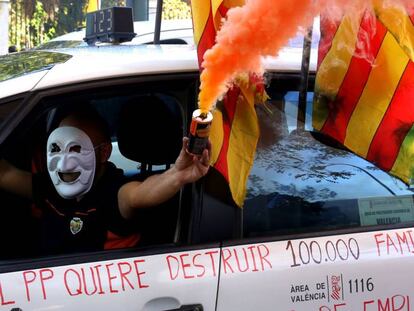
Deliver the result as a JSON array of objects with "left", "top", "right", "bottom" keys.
[{"left": 358, "top": 195, "right": 414, "bottom": 226}]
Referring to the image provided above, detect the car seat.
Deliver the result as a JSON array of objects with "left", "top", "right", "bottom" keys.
[{"left": 116, "top": 94, "right": 184, "bottom": 246}]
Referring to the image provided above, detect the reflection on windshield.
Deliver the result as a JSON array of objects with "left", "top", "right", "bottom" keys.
[
  {"left": 0, "top": 51, "right": 72, "bottom": 82},
  {"left": 244, "top": 91, "right": 414, "bottom": 237},
  {"left": 34, "top": 40, "right": 85, "bottom": 50},
  {"left": 247, "top": 92, "right": 411, "bottom": 203}
]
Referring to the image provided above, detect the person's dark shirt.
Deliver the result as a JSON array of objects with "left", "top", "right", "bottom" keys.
[{"left": 32, "top": 162, "right": 137, "bottom": 255}]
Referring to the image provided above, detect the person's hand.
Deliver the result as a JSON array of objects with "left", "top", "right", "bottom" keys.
[{"left": 173, "top": 137, "right": 211, "bottom": 184}]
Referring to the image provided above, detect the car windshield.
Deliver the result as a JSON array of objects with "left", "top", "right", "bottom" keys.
[
  {"left": 33, "top": 40, "right": 85, "bottom": 50},
  {"left": 0, "top": 51, "right": 72, "bottom": 82}
]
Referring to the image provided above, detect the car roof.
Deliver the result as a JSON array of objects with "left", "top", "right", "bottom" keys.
[
  {"left": 34, "top": 44, "right": 199, "bottom": 89},
  {"left": 0, "top": 40, "right": 318, "bottom": 99}
]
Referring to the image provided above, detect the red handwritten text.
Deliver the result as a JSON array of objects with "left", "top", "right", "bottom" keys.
[
  {"left": 364, "top": 294, "right": 410, "bottom": 311},
  {"left": 374, "top": 230, "right": 414, "bottom": 257},
  {"left": 319, "top": 303, "right": 347, "bottom": 311},
  {"left": 0, "top": 282, "right": 15, "bottom": 306},
  {"left": 23, "top": 269, "right": 54, "bottom": 302},
  {"left": 221, "top": 245, "right": 272, "bottom": 274},
  {"left": 167, "top": 250, "right": 219, "bottom": 280},
  {"left": 63, "top": 260, "right": 148, "bottom": 297}
]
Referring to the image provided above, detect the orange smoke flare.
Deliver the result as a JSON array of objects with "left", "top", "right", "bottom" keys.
[{"left": 198, "top": 0, "right": 409, "bottom": 113}]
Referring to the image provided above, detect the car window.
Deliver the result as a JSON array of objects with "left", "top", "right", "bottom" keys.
[
  {"left": 0, "top": 98, "right": 23, "bottom": 131},
  {"left": 243, "top": 88, "right": 414, "bottom": 238},
  {"left": 93, "top": 92, "right": 185, "bottom": 175},
  {"left": 0, "top": 75, "right": 198, "bottom": 259}
]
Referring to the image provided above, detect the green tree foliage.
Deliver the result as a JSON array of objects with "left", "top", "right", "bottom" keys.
[
  {"left": 29, "top": 2, "right": 56, "bottom": 46},
  {"left": 101, "top": 0, "right": 125, "bottom": 9},
  {"left": 162, "top": 0, "right": 191, "bottom": 20},
  {"left": 8, "top": 0, "right": 87, "bottom": 50},
  {"left": 9, "top": 0, "right": 60, "bottom": 50},
  {"left": 8, "top": 0, "right": 190, "bottom": 49},
  {"left": 54, "top": 0, "right": 88, "bottom": 36}
]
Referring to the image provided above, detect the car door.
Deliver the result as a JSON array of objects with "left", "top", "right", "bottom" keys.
[
  {"left": 0, "top": 74, "right": 221, "bottom": 311},
  {"left": 0, "top": 245, "right": 220, "bottom": 310},
  {"left": 201, "top": 80, "right": 414, "bottom": 310},
  {"left": 217, "top": 230, "right": 414, "bottom": 310}
]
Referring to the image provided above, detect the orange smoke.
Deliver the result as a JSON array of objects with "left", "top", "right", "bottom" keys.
[{"left": 198, "top": 0, "right": 409, "bottom": 112}]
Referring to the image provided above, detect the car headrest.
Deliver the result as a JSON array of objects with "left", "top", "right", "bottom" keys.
[{"left": 117, "top": 95, "right": 183, "bottom": 165}]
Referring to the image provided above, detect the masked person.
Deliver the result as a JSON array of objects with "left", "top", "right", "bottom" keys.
[{"left": 0, "top": 107, "right": 211, "bottom": 255}]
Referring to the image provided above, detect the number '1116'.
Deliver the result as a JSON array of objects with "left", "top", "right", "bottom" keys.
[{"left": 349, "top": 278, "right": 374, "bottom": 293}]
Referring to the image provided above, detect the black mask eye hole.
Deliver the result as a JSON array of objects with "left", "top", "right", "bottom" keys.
[
  {"left": 69, "top": 145, "right": 81, "bottom": 153},
  {"left": 50, "top": 143, "right": 61, "bottom": 153}
]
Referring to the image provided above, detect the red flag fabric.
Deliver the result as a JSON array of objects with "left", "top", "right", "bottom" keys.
[
  {"left": 191, "top": 0, "right": 267, "bottom": 206},
  {"left": 314, "top": 3, "right": 414, "bottom": 184}
]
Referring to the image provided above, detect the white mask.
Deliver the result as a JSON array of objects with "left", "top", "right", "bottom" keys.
[{"left": 46, "top": 126, "right": 96, "bottom": 199}]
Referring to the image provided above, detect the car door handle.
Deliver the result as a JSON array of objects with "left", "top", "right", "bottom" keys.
[{"left": 165, "top": 304, "right": 203, "bottom": 311}]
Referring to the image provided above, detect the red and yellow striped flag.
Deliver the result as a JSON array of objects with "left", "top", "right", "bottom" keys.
[
  {"left": 314, "top": 2, "right": 414, "bottom": 184},
  {"left": 87, "top": 0, "right": 100, "bottom": 13},
  {"left": 191, "top": 0, "right": 244, "bottom": 68},
  {"left": 191, "top": 0, "right": 267, "bottom": 206}
]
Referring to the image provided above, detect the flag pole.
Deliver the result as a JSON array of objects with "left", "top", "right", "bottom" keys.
[
  {"left": 297, "top": 25, "right": 313, "bottom": 130},
  {"left": 154, "top": 0, "right": 163, "bottom": 44}
]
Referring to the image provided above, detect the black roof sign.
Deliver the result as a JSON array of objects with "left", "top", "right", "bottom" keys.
[{"left": 84, "top": 7, "right": 136, "bottom": 45}]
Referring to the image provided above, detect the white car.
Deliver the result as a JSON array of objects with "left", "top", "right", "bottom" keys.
[
  {"left": 34, "top": 19, "right": 196, "bottom": 49},
  {"left": 0, "top": 10, "right": 413, "bottom": 311}
]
